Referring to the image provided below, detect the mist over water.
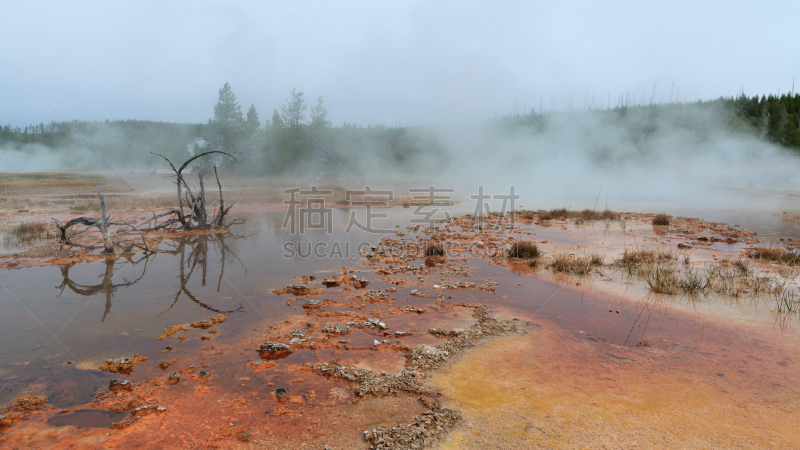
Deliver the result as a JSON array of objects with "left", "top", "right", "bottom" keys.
[
  {"left": 3, "top": 100, "right": 800, "bottom": 230},
  {"left": 429, "top": 105, "right": 800, "bottom": 221},
  {"left": 0, "top": 144, "right": 77, "bottom": 172}
]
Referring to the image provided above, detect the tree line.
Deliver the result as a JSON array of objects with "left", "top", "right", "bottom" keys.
[
  {"left": 200, "top": 83, "right": 444, "bottom": 174},
  {"left": 729, "top": 92, "right": 800, "bottom": 147},
  {"left": 1, "top": 84, "right": 799, "bottom": 174},
  {"left": 0, "top": 83, "right": 444, "bottom": 174},
  {"left": 495, "top": 91, "right": 800, "bottom": 155}
]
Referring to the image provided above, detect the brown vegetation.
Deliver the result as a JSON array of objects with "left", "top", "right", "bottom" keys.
[
  {"left": 747, "top": 246, "right": 800, "bottom": 265},
  {"left": 537, "top": 208, "right": 619, "bottom": 221},
  {"left": 4, "top": 221, "right": 55, "bottom": 246},
  {"left": 549, "top": 253, "right": 603, "bottom": 274},
  {"left": 613, "top": 247, "right": 677, "bottom": 275},
  {"left": 625, "top": 254, "right": 788, "bottom": 297},
  {"left": 652, "top": 214, "right": 671, "bottom": 226},
  {"left": 507, "top": 241, "right": 541, "bottom": 259}
]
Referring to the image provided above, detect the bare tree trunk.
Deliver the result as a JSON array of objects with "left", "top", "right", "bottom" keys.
[
  {"left": 196, "top": 172, "right": 207, "bottom": 229},
  {"left": 53, "top": 188, "right": 149, "bottom": 254},
  {"left": 176, "top": 179, "right": 186, "bottom": 227},
  {"left": 95, "top": 187, "right": 114, "bottom": 254},
  {"left": 214, "top": 167, "right": 224, "bottom": 227}
]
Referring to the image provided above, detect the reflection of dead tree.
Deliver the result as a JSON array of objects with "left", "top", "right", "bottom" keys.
[
  {"left": 147, "top": 151, "right": 244, "bottom": 231},
  {"left": 55, "top": 236, "right": 246, "bottom": 320},
  {"left": 56, "top": 254, "right": 150, "bottom": 321},
  {"left": 156, "top": 233, "right": 246, "bottom": 316},
  {"left": 51, "top": 187, "right": 149, "bottom": 255}
]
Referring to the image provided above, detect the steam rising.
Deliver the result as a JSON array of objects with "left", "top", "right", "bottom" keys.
[
  {"left": 2, "top": 102, "right": 798, "bottom": 218},
  {"left": 434, "top": 103, "right": 800, "bottom": 213}
]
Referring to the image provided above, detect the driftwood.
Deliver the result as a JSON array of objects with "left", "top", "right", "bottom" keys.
[
  {"left": 52, "top": 187, "right": 150, "bottom": 255},
  {"left": 147, "top": 151, "right": 244, "bottom": 231}
]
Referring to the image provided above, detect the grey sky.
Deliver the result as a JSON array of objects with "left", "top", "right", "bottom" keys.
[{"left": 1, "top": 0, "right": 798, "bottom": 128}]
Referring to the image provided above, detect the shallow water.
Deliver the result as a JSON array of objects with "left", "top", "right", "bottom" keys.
[
  {"left": 0, "top": 209, "right": 381, "bottom": 407},
  {"left": 47, "top": 409, "right": 127, "bottom": 428},
  {"left": 1, "top": 203, "right": 799, "bottom": 448}
]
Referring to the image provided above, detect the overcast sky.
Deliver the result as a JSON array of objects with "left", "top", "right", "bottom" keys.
[{"left": 1, "top": 0, "right": 798, "bottom": 128}]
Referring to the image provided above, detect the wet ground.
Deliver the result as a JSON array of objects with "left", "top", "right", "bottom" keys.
[{"left": 1, "top": 203, "right": 800, "bottom": 449}]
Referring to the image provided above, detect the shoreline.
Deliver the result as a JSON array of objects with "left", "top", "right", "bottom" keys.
[{"left": 1, "top": 200, "right": 799, "bottom": 448}]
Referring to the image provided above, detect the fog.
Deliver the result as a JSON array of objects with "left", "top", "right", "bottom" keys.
[
  {"left": 0, "top": 143, "right": 83, "bottom": 173},
  {"left": 3, "top": 99, "right": 800, "bottom": 221},
  {"left": 436, "top": 105, "right": 800, "bottom": 214},
  {"left": 1, "top": 1, "right": 798, "bottom": 127},
  {"left": 1, "top": 1, "right": 799, "bottom": 219}
]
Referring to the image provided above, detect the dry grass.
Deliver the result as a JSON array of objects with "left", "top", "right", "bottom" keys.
[
  {"left": 538, "top": 208, "right": 619, "bottom": 222},
  {"left": 612, "top": 248, "right": 785, "bottom": 296},
  {"left": 507, "top": 241, "right": 541, "bottom": 259},
  {"left": 636, "top": 257, "right": 786, "bottom": 296},
  {"left": 4, "top": 221, "right": 56, "bottom": 247},
  {"left": 538, "top": 208, "right": 569, "bottom": 220},
  {"left": 613, "top": 248, "right": 785, "bottom": 296},
  {"left": 641, "top": 264, "right": 709, "bottom": 294},
  {"left": 614, "top": 247, "right": 677, "bottom": 275},
  {"left": 652, "top": 214, "right": 671, "bottom": 226},
  {"left": 747, "top": 246, "right": 800, "bottom": 265},
  {"left": 776, "top": 290, "right": 800, "bottom": 313},
  {"left": 549, "top": 253, "right": 603, "bottom": 274},
  {"left": 0, "top": 173, "right": 358, "bottom": 215},
  {"left": 0, "top": 173, "right": 131, "bottom": 196}
]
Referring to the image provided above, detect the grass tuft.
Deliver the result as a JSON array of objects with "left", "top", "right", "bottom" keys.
[
  {"left": 538, "top": 208, "right": 619, "bottom": 221},
  {"left": 633, "top": 257, "right": 786, "bottom": 296},
  {"left": 652, "top": 214, "right": 671, "bottom": 226},
  {"left": 747, "top": 246, "right": 800, "bottom": 265},
  {"left": 508, "top": 241, "right": 541, "bottom": 259},
  {"left": 549, "top": 253, "right": 603, "bottom": 275},
  {"left": 5, "top": 222, "right": 55, "bottom": 246},
  {"left": 614, "top": 247, "right": 676, "bottom": 275}
]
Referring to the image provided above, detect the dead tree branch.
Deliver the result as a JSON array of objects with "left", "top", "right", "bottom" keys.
[
  {"left": 51, "top": 187, "right": 151, "bottom": 255},
  {"left": 149, "top": 151, "right": 241, "bottom": 230}
]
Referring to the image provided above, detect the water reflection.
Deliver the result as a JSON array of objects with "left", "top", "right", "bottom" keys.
[
  {"left": 55, "top": 233, "right": 247, "bottom": 322},
  {"left": 156, "top": 233, "right": 246, "bottom": 316},
  {"left": 57, "top": 257, "right": 148, "bottom": 322}
]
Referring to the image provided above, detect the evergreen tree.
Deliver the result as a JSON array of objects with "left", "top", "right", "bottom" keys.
[
  {"left": 260, "top": 109, "right": 286, "bottom": 172},
  {"left": 758, "top": 103, "right": 770, "bottom": 139},
  {"left": 281, "top": 88, "right": 306, "bottom": 129},
  {"left": 239, "top": 103, "right": 262, "bottom": 169},
  {"left": 205, "top": 82, "right": 245, "bottom": 164},
  {"left": 769, "top": 103, "right": 788, "bottom": 140},
  {"left": 310, "top": 96, "right": 331, "bottom": 129},
  {"left": 280, "top": 89, "right": 309, "bottom": 168},
  {"left": 781, "top": 119, "right": 800, "bottom": 147},
  {"left": 270, "top": 109, "right": 284, "bottom": 132},
  {"left": 245, "top": 104, "right": 260, "bottom": 135}
]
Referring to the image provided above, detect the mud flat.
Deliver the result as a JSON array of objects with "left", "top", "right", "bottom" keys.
[
  {"left": 429, "top": 304, "right": 800, "bottom": 449},
  {"left": 2, "top": 202, "right": 800, "bottom": 448}
]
